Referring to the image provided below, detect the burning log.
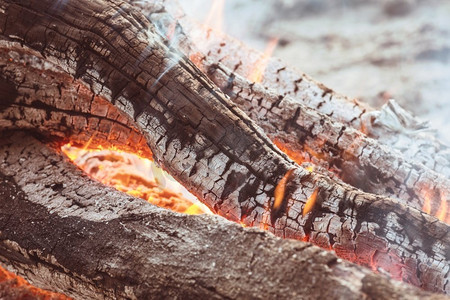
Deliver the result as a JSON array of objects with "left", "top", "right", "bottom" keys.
[
  {"left": 157, "top": 0, "right": 450, "bottom": 178},
  {"left": 0, "top": 132, "right": 446, "bottom": 299},
  {"left": 145, "top": 0, "right": 450, "bottom": 223},
  {"left": 205, "top": 58, "right": 450, "bottom": 222},
  {"left": 0, "top": 0, "right": 448, "bottom": 296},
  {"left": 0, "top": 41, "right": 151, "bottom": 158},
  {"left": 3, "top": 32, "right": 449, "bottom": 224}
]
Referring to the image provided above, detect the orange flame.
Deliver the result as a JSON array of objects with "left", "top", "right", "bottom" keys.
[
  {"left": 436, "top": 196, "right": 448, "bottom": 222},
  {"left": 204, "top": 0, "right": 225, "bottom": 32},
  {"left": 305, "top": 165, "right": 315, "bottom": 173},
  {"left": 303, "top": 188, "right": 319, "bottom": 216},
  {"left": 184, "top": 202, "right": 209, "bottom": 215},
  {"left": 248, "top": 37, "right": 279, "bottom": 83},
  {"left": 421, "top": 190, "right": 448, "bottom": 223},
  {"left": 61, "top": 143, "right": 212, "bottom": 215},
  {"left": 273, "top": 169, "right": 295, "bottom": 210}
]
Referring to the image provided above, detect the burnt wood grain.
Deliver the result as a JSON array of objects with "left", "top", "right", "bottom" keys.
[{"left": 0, "top": 0, "right": 448, "bottom": 295}]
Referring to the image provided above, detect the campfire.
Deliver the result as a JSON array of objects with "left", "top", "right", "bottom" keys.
[{"left": 0, "top": 0, "right": 449, "bottom": 298}]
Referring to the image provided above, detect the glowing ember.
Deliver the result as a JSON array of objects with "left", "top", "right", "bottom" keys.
[
  {"left": 305, "top": 165, "right": 315, "bottom": 173},
  {"left": 303, "top": 188, "right": 319, "bottom": 216},
  {"left": 61, "top": 144, "right": 212, "bottom": 215},
  {"left": 0, "top": 266, "right": 69, "bottom": 299},
  {"left": 272, "top": 140, "right": 318, "bottom": 174},
  {"left": 273, "top": 139, "right": 307, "bottom": 165},
  {"left": 276, "top": 139, "right": 448, "bottom": 223},
  {"left": 248, "top": 37, "right": 279, "bottom": 83},
  {"left": 273, "top": 169, "right": 295, "bottom": 210}
]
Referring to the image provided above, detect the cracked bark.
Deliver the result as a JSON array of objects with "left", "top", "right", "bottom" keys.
[
  {"left": 0, "top": 41, "right": 151, "bottom": 158},
  {"left": 144, "top": 0, "right": 450, "bottom": 222},
  {"left": 0, "top": 0, "right": 448, "bottom": 296},
  {"left": 152, "top": 0, "right": 450, "bottom": 178},
  {"left": 0, "top": 132, "right": 447, "bottom": 300}
]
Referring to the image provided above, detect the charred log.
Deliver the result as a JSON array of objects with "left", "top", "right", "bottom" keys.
[
  {"left": 206, "top": 58, "right": 450, "bottom": 222},
  {"left": 0, "top": 0, "right": 448, "bottom": 294},
  {"left": 145, "top": 1, "right": 450, "bottom": 222},
  {"left": 0, "top": 132, "right": 446, "bottom": 300},
  {"left": 0, "top": 41, "right": 151, "bottom": 158},
  {"left": 154, "top": 0, "right": 450, "bottom": 178}
]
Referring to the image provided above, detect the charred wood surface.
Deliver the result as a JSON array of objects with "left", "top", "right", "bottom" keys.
[
  {"left": 0, "top": 132, "right": 447, "bottom": 300},
  {"left": 0, "top": 41, "right": 151, "bottom": 158},
  {"left": 148, "top": 2, "right": 450, "bottom": 222},
  {"left": 0, "top": 0, "right": 448, "bottom": 294},
  {"left": 157, "top": 0, "right": 450, "bottom": 178},
  {"left": 143, "top": 1, "right": 450, "bottom": 222},
  {"left": 207, "top": 57, "right": 450, "bottom": 223}
]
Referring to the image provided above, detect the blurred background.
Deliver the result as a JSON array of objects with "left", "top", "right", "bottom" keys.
[{"left": 181, "top": 0, "right": 450, "bottom": 143}]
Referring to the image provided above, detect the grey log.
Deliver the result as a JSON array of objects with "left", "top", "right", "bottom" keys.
[{"left": 0, "top": 132, "right": 447, "bottom": 299}]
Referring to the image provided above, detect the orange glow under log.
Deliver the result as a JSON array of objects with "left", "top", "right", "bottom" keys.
[
  {"left": 275, "top": 140, "right": 448, "bottom": 223},
  {"left": 273, "top": 139, "right": 306, "bottom": 165},
  {"left": 0, "top": 266, "right": 70, "bottom": 299},
  {"left": 61, "top": 143, "right": 212, "bottom": 215}
]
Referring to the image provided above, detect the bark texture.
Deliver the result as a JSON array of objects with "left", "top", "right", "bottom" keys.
[
  {"left": 0, "top": 132, "right": 447, "bottom": 300},
  {"left": 144, "top": 0, "right": 450, "bottom": 222},
  {"left": 0, "top": 41, "right": 151, "bottom": 158},
  {"left": 157, "top": 0, "right": 450, "bottom": 178},
  {"left": 0, "top": 0, "right": 448, "bottom": 295}
]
